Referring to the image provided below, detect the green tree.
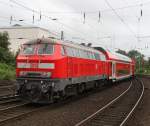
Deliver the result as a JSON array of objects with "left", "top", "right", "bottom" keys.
[
  {"left": 148, "top": 57, "right": 150, "bottom": 67},
  {"left": 128, "top": 50, "right": 143, "bottom": 59},
  {"left": 127, "top": 50, "right": 144, "bottom": 73},
  {"left": 0, "top": 32, "right": 15, "bottom": 66},
  {"left": 0, "top": 32, "right": 10, "bottom": 50}
]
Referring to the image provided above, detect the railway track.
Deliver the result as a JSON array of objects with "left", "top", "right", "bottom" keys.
[
  {"left": 0, "top": 85, "right": 15, "bottom": 89},
  {"left": 0, "top": 95, "right": 20, "bottom": 105},
  {"left": 0, "top": 101, "right": 42, "bottom": 125},
  {"left": 0, "top": 79, "right": 136, "bottom": 126},
  {"left": 0, "top": 81, "right": 128, "bottom": 125},
  {"left": 0, "top": 84, "right": 16, "bottom": 100},
  {"left": 75, "top": 78, "right": 144, "bottom": 126},
  {"left": 0, "top": 94, "right": 42, "bottom": 125}
]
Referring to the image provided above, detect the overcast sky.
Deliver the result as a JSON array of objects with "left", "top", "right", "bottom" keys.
[{"left": 0, "top": 0, "right": 150, "bottom": 58}]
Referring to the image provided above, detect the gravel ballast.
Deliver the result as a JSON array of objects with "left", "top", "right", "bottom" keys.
[{"left": 126, "top": 77, "right": 150, "bottom": 126}]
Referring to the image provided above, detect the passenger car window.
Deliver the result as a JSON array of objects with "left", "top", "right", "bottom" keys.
[
  {"left": 94, "top": 53, "right": 100, "bottom": 60},
  {"left": 65, "top": 46, "right": 73, "bottom": 56},
  {"left": 100, "top": 52, "right": 106, "bottom": 61}
]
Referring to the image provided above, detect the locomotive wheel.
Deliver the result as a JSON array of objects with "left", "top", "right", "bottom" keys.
[
  {"left": 47, "top": 87, "right": 54, "bottom": 103},
  {"left": 65, "top": 85, "right": 79, "bottom": 96},
  {"left": 27, "top": 85, "right": 43, "bottom": 102}
]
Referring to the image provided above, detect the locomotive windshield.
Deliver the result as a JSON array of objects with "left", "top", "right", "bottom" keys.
[
  {"left": 38, "top": 43, "right": 54, "bottom": 54},
  {"left": 20, "top": 44, "right": 36, "bottom": 55},
  {"left": 20, "top": 43, "right": 54, "bottom": 55}
]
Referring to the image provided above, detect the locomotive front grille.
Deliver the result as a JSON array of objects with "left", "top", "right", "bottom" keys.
[{"left": 27, "top": 72, "right": 41, "bottom": 77}]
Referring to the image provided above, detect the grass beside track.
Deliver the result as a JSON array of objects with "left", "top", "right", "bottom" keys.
[
  {"left": 136, "top": 68, "right": 150, "bottom": 75},
  {"left": 0, "top": 63, "right": 15, "bottom": 80}
]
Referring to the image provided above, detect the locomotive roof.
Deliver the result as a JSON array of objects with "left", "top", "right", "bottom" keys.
[
  {"left": 94, "top": 47, "right": 132, "bottom": 63},
  {"left": 24, "top": 38, "right": 101, "bottom": 53}
]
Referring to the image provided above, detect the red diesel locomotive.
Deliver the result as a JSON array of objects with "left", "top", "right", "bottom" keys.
[{"left": 16, "top": 38, "right": 135, "bottom": 103}]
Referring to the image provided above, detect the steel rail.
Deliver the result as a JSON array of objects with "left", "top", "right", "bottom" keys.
[
  {"left": 0, "top": 95, "right": 19, "bottom": 104},
  {"left": 0, "top": 103, "right": 40, "bottom": 124},
  {"left": 0, "top": 102, "right": 28, "bottom": 112},
  {"left": 75, "top": 81, "right": 133, "bottom": 126},
  {"left": 120, "top": 79, "right": 144, "bottom": 126},
  {"left": 0, "top": 85, "right": 15, "bottom": 89},
  {"left": 0, "top": 95, "right": 18, "bottom": 100}
]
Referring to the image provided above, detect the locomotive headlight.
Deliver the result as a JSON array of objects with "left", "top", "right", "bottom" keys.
[
  {"left": 46, "top": 72, "right": 51, "bottom": 77},
  {"left": 19, "top": 71, "right": 27, "bottom": 76},
  {"left": 42, "top": 72, "right": 51, "bottom": 77}
]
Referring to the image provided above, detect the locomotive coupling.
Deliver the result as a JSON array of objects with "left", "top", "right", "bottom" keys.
[{"left": 41, "top": 83, "right": 50, "bottom": 93}]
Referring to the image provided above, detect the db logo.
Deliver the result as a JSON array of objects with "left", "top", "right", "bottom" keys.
[{"left": 30, "top": 63, "right": 38, "bottom": 68}]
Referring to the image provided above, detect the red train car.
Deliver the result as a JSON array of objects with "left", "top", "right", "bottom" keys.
[
  {"left": 16, "top": 38, "right": 108, "bottom": 103},
  {"left": 94, "top": 47, "right": 135, "bottom": 82}
]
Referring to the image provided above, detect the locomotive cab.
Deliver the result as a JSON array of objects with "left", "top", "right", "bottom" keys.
[{"left": 17, "top": 42, "right": 55, "bottom": 78}]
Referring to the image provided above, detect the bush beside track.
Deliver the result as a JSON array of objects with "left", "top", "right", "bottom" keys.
[
  {"left": 136, "top": 74, "right": 150, "bottom": 80},
  {"left": 136, "top": 69, "right": 150, "bottom": 75},
  {"left": 0, "top": 63, "right": 15, "bottom": 80},
  {"left": 0, "top": 32, "right": 16, "bottom": 80}
]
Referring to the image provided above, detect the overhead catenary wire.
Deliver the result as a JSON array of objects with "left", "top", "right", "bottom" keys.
[
  {"left": 1, "top": 0, "right": 149, "bottom": 51},
  {"left": 0, "top": 15, "right": 87, "bottom": 42},
  {"left": 9, "top": 0, "right": 93, "bottom": 43},
  {"left": 1, "top": 0, "right": 147, "bottom": 36},
  {"left": 104, "top": 0, "right": 137, "bottom": 39},
  {"left": 122, "top": 0, "right": 144, "bottom": 50},
  {"left": 121, "top": 0, "right": 141, "bottom": 50},
  {"left": 0, "top": 0, "right": 149, "bottom": 21},
  {"left": 0, "top": 15, "right": 37, "bottom": 26},
  {"left": 6, "top": 0, "right": 148, "bottom": 39},
  {"left": 54, "top": 10, "right": 109, "bottom": 41},
  {"left": 0, "top": 0, "right": 120, "bottom": 48},
  {"left": 0, "top": 16, "right": 63, "bottom": 39},
  {"left": 0, "top": 15, "right": 57, "bottom": 36},
  {"left": 38, "top": 0, "right": 150, "bottom": 14}
]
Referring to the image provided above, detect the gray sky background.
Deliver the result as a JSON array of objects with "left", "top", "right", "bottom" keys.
[{"left": 0, "top": 0, "right": 150, "bottom": 58}]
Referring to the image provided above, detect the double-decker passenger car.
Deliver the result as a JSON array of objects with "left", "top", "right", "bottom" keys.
[
  {"left": 16, "top": 38, "right": 108, "bottom": 103},
  {"left": 94, "top": 47, "right": 135, "bottom": 82}
]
